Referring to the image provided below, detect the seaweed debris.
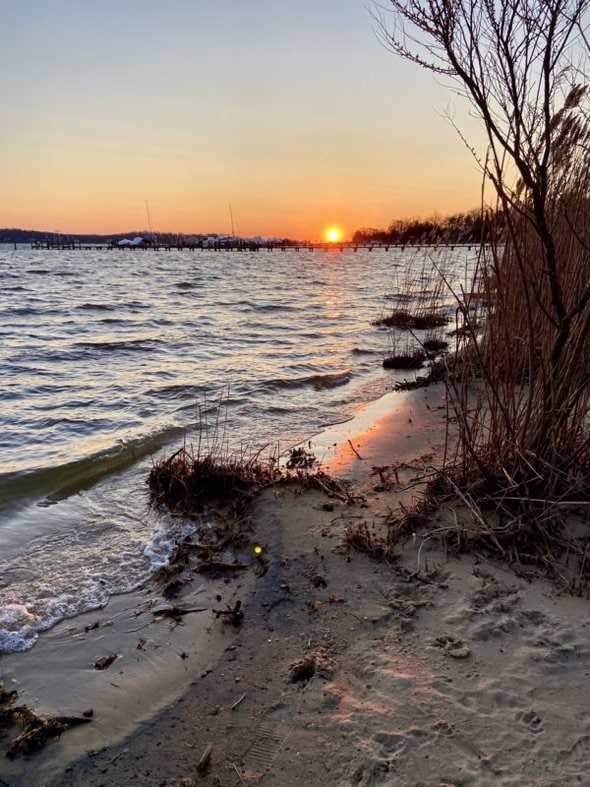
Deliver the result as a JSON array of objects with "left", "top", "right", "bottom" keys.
[{"left": 1, "top": 681, "right": 90, "bottom": 759}]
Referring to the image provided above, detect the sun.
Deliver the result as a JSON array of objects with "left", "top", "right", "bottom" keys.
[{"left": 324, "top": 226, "right": 342, "bottom": 243}]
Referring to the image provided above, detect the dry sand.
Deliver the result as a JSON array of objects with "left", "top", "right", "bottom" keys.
[{"left": 2, "top": 384, "right": 589, "bottom": 787}]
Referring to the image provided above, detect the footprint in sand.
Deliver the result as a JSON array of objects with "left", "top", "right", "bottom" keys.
[
  {"left": 520, "top": 709, "right": 544, "bottom": 734},
  {"left": 433, "top": 635, "right": 471, "bottom": 659}
]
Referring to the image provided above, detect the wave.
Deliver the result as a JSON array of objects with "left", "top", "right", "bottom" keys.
[
  {"left": 0, "top": 426, "right": 185, "bottom": 512},
  {"left": 75, "top": 302, "right": 115, "bottom": 312},
  {"left": 98, "top": 317, "right": 131, "bottom": 325},
  {"left": 0, "top": 511, "right": 203, "bottom": 655},
  {"left": 264, "top": 370, "right": 352, "bottom": 391},
  {"left": 232, "top": 300, "right": 299, "bottom": 313},
  {"left": 2, "top": 306, "right": 38, "bottom": 317},
  {"left": 74, "top": 338, "right": 164, "bottom": 353},
  {"left": 146, "top": 382, "right": 208, "bottom": 401},
  {"left": 351, "top": 347, "right": 378, "bottom": 356},
  {"left": 0, "top": 566, "right": 148, "bottom": 654}
]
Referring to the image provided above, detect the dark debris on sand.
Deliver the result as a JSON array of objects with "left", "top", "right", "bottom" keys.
[{"left": 0, "top": 681, "right": 91, "bottom": 759}]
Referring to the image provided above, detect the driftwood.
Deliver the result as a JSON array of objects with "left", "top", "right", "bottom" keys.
[
  {"left": 152, "top": 605, "right": 208, "bottom": 624},
  {"left": 7, "top": 712, "right": 91, "bottom": 758},
  {"left": 94, "top": 654, "right": 117, "bottom": 671},
  {"left": 1, "top": 684, "right": 91, "bottom": 758}
]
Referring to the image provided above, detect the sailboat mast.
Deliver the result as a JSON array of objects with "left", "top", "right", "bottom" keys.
[
  {"left": 145, "top": 198, "right": 153, "bottom": 235},
  {"left": 229, "top": 204, "right": 235, "bottom": 237}
]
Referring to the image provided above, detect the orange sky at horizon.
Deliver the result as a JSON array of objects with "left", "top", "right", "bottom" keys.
[
  {"left": 0, "top": 152, "right": 480, "bottom": 240},
  {"left": 0, "top": 1, "right": 485, "bottom": 241}
]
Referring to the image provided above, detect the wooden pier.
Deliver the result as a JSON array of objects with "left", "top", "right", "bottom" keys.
[{"left": 31, "top": 240, "right": 475, "bottom": 253}]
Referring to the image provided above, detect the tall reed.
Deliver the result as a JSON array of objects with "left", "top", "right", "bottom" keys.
[{"left": 446, "top": 95, "right": 590, "bottom": 571}]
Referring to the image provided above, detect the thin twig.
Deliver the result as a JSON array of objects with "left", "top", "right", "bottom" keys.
[
  {"left": 347, "top": 439, "right": 364, "bottom": 460},
  {"left": 231, "top": 693, "right": 246, "bottom": 711}
]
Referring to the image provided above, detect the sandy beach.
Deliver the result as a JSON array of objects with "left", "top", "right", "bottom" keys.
[{"left": 2, "top": 383, "right": 589, "bottom": 787}]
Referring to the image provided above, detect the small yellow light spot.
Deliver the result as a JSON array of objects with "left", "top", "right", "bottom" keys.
[{"left": 254, "top": 545, "right": 264, "bottom": 555}]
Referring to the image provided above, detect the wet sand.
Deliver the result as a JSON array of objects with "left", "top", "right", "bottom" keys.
[{"left": 2, "top": 383, "right": 590, "bottom": 786}]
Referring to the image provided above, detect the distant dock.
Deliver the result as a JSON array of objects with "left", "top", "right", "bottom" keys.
[{"left": 31, "top": 240, "right": 476, "bottom": 253}]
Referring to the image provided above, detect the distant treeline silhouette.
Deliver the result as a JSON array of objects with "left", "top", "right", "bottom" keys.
[
  {"left": 352, "top": 209, "right": 500, "bottom": 246},
  {"left": 0, "top": 228, "right": 297, "bottom": 246},
  {"left": 0, "top": 228, "right": 148, "bottom": 245},
  {"left": 2, "top": 212, "right": 498, "bottom": 247}
]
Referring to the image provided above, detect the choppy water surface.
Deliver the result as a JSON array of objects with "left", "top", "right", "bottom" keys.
[{"left": 0, "top": 245, "right": 475, "bottom": 652}]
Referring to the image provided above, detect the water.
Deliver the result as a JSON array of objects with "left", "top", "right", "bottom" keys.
[{"left": 0, "top": 244, "right": 476, "bottom": 653}]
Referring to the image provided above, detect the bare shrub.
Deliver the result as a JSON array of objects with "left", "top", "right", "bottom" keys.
[{"left": 378, "top": 0, "right": 590, "bottom": 585}]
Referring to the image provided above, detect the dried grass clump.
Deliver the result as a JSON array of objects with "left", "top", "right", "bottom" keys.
[
  {"left": 148, "top": 447, "right": 277, "bottom": 513},
  {"left": 374, "top": 309, "right": 449, "bottom": 330},
  {"left": 390, "top": 473, "right": 590, "bottom": 595},
  {"left": 423, "top": 337, "right": 448, "bottom": 354},
  {"left": 374, "top": 252, "right": 454, "bottom": 332},
  {"left": 148, "top": 443, "right": 349, "bottom": 517},
  {"left": 382, "top": 350, "right": 426, "bottom": 370},
  {"left": 441, "top": 175, "right": 590, "bottom": 588},
  {"left": 343, "top": 521, "right": 388, "bottom": 561},
  {"left": 148, "top": 391, "right": 282, "bottom": 516},
  {"left": 147, "top": 393, "right": 360, "bottom": 592}
]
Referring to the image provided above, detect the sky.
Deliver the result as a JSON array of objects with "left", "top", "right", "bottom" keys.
[{"left": 0, "top": 0, "right": 485, "bottom": 240}]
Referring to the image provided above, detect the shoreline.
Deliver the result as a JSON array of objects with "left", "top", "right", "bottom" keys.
[
  {"left": 1, "top": 384, "right": 444, "bottom": 784},
  {"left": 3, "top": 382, "right": 589, "bottom": 786},
  {"left": 313, "top": 385, "right": 448, "bottom": 486}
]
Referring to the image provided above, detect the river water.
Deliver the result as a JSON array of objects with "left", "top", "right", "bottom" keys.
[{"left": 0, "top": 244, "right": 475, "bottom": 653}]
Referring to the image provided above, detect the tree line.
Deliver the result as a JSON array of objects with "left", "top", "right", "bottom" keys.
[{"left": 351, "top": 209, "right": 499, "bottom": 246}]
